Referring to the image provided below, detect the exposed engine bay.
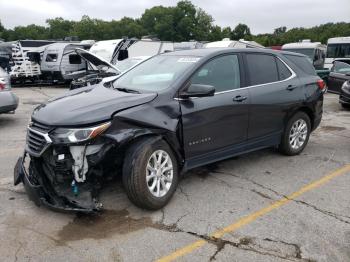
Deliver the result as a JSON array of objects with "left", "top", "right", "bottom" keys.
[{"left": 70, "top": 71, "right": 117, "bottom": 90}]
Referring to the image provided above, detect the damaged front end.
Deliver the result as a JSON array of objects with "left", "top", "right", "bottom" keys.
[{"left": 14, "top": 120, "right": 115, "bottom": 213}]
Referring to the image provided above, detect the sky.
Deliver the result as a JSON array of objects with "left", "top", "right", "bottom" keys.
[{"left": 0, "top": 0, "right": 349, "bottom": 34}]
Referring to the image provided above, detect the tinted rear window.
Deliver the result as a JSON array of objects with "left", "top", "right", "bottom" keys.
[
  {"left": 283, "top": 54, "right": 316, "bottom": 75},
  {"left": 246, "top": 54, "right": 279, "bottom": 85}
]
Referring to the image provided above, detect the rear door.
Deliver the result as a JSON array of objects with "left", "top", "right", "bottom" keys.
[
  {"left": 245, "top": 53, "right": 301, "bottom": 140},
  {"left": 180, "top": 54, "right": 250, "bottom": 160}
]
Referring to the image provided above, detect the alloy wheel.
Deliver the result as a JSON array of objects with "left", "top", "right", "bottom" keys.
[
  {"left": 146, "top": 150, "right": 173, "bottom": 198},
  {"left": 289, "top": 119, "right": 308, "bottom": 150}
]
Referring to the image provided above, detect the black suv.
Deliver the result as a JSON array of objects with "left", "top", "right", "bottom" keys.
[{"left": 14, "top": 49, "right": 324, "bottom": 212}]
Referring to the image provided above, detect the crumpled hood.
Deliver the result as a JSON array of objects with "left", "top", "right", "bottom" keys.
[{"left": 32, "top": 85, "right": 157, "bottom": 126}]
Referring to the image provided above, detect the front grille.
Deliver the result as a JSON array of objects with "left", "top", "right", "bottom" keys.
[
  {"left": 31, "top": 121, "right": 52, "bottom": 133},
  {"left": 26, "top": 126, "right": 52, "bottom": 157}
]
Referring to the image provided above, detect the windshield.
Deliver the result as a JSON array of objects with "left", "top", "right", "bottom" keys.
[
  {"left": 113, "top": 55, "right": 200, "bottom": 92},
  {"left": 283, "top": 48, "right": 315, "bottom": 60},
  {"left": 115, "top": 58, "right": 144, "bottom": 72},
  {"left": 327, "top": 44, "right": 350, "bottom": 58}
]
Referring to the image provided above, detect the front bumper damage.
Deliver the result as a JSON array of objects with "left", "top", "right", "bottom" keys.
[{"left": 14, "top": 142, "right": 115, "bottom": 213}]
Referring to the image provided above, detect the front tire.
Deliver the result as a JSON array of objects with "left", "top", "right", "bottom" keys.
[
  {"left": 122, "top": 137, "right": 179, "bottom": 210},
  {"left": 279, "top": 112, "right": 311, "bottom": 156}
]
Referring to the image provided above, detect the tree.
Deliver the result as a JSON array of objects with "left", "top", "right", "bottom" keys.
[
  {"left": 193, "top": 7, "right": 214, "bottom": 41},
  {"left": 140, "top": 6, "right": 176, "bottom": 40},
  {"left": 221, "top": 27, "right": 232, "bottom": 39},
  {"left": 232, "top": 23, "right": 251, "bottom": 40},
  {"left": 274, "top": 26, "right": 287, "bottom": 35},
  {"left": 46, "top": 17, "right": 75, "bottom": 39}
]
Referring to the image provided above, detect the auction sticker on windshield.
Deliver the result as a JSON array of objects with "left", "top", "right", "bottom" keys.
[{"left": 177, "top": 57, "right": 200, "bottom": 63}]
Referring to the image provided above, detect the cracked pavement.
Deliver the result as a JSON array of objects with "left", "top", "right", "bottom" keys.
[{"left": 0, "top": 87, "right": 349, "bottom": 262}]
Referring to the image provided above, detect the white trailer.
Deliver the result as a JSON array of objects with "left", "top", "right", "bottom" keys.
[
  {"left": 325, "top": 37, "right": 350, "bottom": 69},
  {"left": 41, "top": 43, "right": 87, "bottom": 82}
]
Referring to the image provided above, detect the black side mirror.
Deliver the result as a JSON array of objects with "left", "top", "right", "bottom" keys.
[{"left": 179, "top": 84, "right": 215, "bottom": 99}]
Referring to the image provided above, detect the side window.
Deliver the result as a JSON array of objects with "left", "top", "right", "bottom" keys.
[
  {"left": 246, "top": 54, "right": 279, "bottom": 85},
  {"left": 276, "top": 58, "right": 292, "bottom": 80},
  {"left": 46, "top": 54, "right": 58, "bottom": 62},
  {"left": 191, "top": 55, "right": 240, "bottom": 92}
]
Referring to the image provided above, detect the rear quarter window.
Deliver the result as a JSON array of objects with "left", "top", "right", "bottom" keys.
[
  {"left": 276, "top": 58, "right": 292, "bottom": 80},
  {"left": 283, "top": 54, "right": 316, "bottom": 76}
]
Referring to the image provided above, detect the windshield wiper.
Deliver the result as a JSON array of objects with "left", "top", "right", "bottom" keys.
[{"left": 114, "top": 87, "right": 140, "bottom": 94}]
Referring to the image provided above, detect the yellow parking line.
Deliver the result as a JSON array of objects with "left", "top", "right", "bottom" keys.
[{"left": 156, "top": 164, "right": 350, "bottom": 262}]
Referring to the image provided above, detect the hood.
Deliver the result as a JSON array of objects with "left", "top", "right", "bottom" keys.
[
  {"left": 32, "top": 85, "right": 157, "bottom": 126},
  {"left": 75, "top": 48, "right": 120, "bottom": 75}
]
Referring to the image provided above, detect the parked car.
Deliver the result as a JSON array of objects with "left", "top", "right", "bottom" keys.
[
  {"left": 327, "top": 59, "right": 350, "bottom": 94},
  {"left": 70, "top": 40, "right": 172, "bottom": 90},
  {"left": 326, "top": 59, "right": 350, "bottom": 108},
  {"left": 69, "top": 48, "right": 121, "bottom": 90},
  {"left": 0, "top": 67, "right": 19, "bottom": 114},
  {"left": 339, "top": 79, "right": 350, "bottom": 108},
  {"left": 14, "top": 48, "right": 324, "bottom": 213}
]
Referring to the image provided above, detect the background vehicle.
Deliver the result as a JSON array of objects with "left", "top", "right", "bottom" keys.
[
  {"left": 0, "top": 40, "right": 54, "bottom": 83},
  {"left": 69, "top": 48, "right": 121, "bottom": 89},
  {"left": 70, "top": 40, "right": 174, "bottom": 89},
  {"left": 14, "top": 48, "right": 324, "bottom": 212},
  {"left": 0, "top": 67, "right": 19, "bottom": 114},
  {"left": 89, "top": 39, "right": 127, "bottom": 62},
  {"left": 282, "top": 40, "right": 326, "bottom": 70},
  {"left": 204, "top": 38, "right": 264, "bottom": 48},
  {"left": 325, "top": 36, "right": 350, "bottom": 69},
  {"left": 41, "top": 43, "right": 88, "bottom": 82},
  {"left": 327, "top": 59, "right": 350, "bottom": 93},
  {"left": 174, "top": 41, "right": 204, "bottom": 50},
  {"left": 339, "top": 79, "right": 350, "bottom": 108}
]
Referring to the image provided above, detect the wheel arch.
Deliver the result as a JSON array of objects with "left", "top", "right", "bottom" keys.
[
  {"left": 106, "top": 131, "right": 185, "bottom": 173},
  {"left": 285, "top": 106, "right": 315, "bottom": 131}
]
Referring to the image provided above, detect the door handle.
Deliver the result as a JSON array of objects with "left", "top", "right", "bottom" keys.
[
  {"left": 286, "top": 84, "right": 297, "bottom": 91},
  {"left": 233, "top": 95, "right": 247, "bottom": 102}
]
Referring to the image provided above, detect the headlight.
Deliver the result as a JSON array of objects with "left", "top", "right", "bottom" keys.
[
  {"left": 342, "top": 81, "right": 350, "bottom": 91},
  {"left": 50, "top": 122, "right": 111, "bottom": 143}
]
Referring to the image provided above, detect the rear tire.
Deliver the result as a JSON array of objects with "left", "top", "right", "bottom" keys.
[
  {"left": 279, "top": 112, "right": 311, "bottom": 156},
  {"left": 122, "top": 137, "right": 178, "bottom": 210}
]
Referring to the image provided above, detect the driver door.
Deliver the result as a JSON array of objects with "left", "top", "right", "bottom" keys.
[{"left": 179, "top": 54, "right": 250, "bottom": 163}]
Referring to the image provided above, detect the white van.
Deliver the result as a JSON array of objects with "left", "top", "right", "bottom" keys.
[
  {"left": 325, "top": 37, "right": 350, "bottom": 69},
  {"left": 282, "top": 40, "right": 326, "bottom": 69}
]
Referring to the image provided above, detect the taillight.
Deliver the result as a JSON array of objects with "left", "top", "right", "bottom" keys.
[
  {"left": 0, "top": 83, "right": 5, "bottom": 91},
  {"left": 317, "top": 79, "right": 325, "bottom": 90}
]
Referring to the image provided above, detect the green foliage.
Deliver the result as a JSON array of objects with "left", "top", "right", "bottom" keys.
[
  {"left": 232, "top": 23, "right": 252, "bottom": 40},
  {"left": 0, "top": 1, "right": 349, "bottom": 46}
]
